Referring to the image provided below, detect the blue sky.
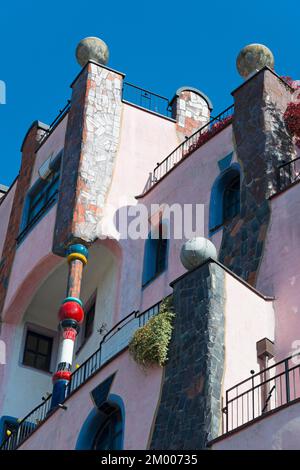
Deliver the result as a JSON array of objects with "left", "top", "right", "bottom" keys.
[{"left": 0, "top": 0, "right": 299, "bottom": 186}]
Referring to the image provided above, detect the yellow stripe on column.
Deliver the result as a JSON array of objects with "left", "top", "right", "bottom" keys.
[{"left": 67, "top": 252, "right": 88, "bottom": 265}]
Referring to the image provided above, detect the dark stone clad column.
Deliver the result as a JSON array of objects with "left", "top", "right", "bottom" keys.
[
  {"left": 150, "top": 261, "right": 225, "bottom": 450},
  {"left": 219, "top": 68, "right": 295, "bottom": 286},
  {"left": 53, "top": 61, "right": 123, "bottom": 256}
]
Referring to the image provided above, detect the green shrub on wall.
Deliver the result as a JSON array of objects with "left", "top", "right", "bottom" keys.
[{"left": 129, "top": 297, "right": 175, "bottom": 368}]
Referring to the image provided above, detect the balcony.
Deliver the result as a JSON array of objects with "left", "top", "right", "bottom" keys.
[
  {"left": 222, "top": 352, "right": 300, "bottom": 434},
  {"left": 0, "top": 301, "right": 162, "bottom": 450},
  {"left": 142, "top": 104, "right": 234, "bottom": 194},
  {"left": 122, "top": 82, "right": 172, "bottom": 118}
]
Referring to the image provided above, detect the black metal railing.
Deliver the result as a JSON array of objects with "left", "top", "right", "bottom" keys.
[
  {"left": 37, "top": 100, "right": 71, "bottom": 149},
  {"left": 122, "top": 82, "right": 172, "bottom": 118},
  {"left": 143, "top": 104, "right": 234, "bottom": 194},
  {"left": 277, "top": 157, "right": 300, "bottom": 192},
  {"left": 16, "top": 190, "right": 59, "bottom": 245},
  {"left": 0, "top": 301, "right": 162, "bottom": 450},
  {"left": 0, "top": 395, "right": 52, "bottom": 450},
  {"left": 222, "top": 353, "right": 300, "bottom": 433}
]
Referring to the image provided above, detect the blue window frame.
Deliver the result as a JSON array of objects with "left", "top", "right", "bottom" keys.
[
  {"left": 142, "top": 223, "right": 168, "bottom": 286},
  {"left": 209, "top": 165, "right": 241, "bottom": 234},
  {"left": 17, "top": 155, "right": 61, "bottom": 244},
  {"left": 27, "top": 172, "right": 60, "bottom": 226}
]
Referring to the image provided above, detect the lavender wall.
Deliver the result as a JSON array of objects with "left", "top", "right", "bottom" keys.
[
  {"left": 211, "top": 400, "right": 300, "bottom": 450},
  {"left": 258, "top": 183, "right": 300, "bottom": 360},
  {"left": 19, "top": 350, "right": 163, "bottom": 450}
]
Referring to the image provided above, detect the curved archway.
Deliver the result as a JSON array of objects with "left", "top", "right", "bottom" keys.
[
  {"left": 0, "top": 241, "right": 122, "bottom": 421},
  {"left": 2, "top": 253, "right": 63, "bottom": 324}
]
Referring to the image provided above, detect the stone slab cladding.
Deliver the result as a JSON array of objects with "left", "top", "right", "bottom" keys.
[
  {"left": 53, "top": 62, "right": 123, "bottom": 255},
  {"left": 219, "top": 68, "right": 295, "bottom": 286},
  {"left": 171, "top": 88, "right": 212, "bottom": 140},
  {"left": 0, "top": 122, "right": 48, "bottom": 321},
  {"left": 150, "top": 261, "right": 225, "bottom": 450}
]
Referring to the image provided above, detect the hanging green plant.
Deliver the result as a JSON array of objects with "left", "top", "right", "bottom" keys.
[{"left": 129, "top": 297, "right": 175, "bottom": 368}]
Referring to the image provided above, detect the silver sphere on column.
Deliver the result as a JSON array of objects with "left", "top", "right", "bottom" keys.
[
  {"left": 180, "top": 237, "right": 217, "bottom": 271},
  {"left": 76, "top": 36, "right": 109, "bottom": 67}
]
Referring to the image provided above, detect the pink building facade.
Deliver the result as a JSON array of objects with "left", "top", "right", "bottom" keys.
[{"left": 1, "top": 39, "right": 300, "bottom": 450}]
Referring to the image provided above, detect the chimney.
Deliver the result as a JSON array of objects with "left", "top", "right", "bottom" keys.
[{"left": 170, "top": 87, "right": 213, "bottom": 141}]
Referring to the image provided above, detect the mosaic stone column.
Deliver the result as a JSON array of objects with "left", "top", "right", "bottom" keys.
[
  {"left": 53, "top": 60, "right": 124, "bottom": 256},
  {"left": 51, "top": 244, "right": 88, "bottom": 408},
  {"left": 219, "top": 67, "right": 295, "bottom": 286},
  {"left": 150, "top": 260, "right": 225, "bottom": 449}
]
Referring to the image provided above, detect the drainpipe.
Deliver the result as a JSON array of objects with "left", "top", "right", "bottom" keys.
[
  {"left": 51, "top": 243, "right": 88, "bottom": 409},
  {"left": 256, "top": 338, "right": 275, "bottom": 413}
]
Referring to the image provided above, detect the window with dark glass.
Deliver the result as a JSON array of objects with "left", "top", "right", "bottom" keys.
[
  {"left": 26, "top": 168, "right": 60, "bottom": 227},
  {"left": 23, "top": 331, "right": 53, "bottom": 372},
  {"left": 223, "top": 176, "right": 240, "bottom": 223},
  {"left": 18, "top": 155, "right": 62, "bottom": 244},
  {"left": 93, "top": 407, "right": 123, "bottom": 450},
  {"left": 142, "top": 223, "right": 168, "bottom": 286},
  {"left": 84, "top": 301, "right": 96, "bottom": 341}
]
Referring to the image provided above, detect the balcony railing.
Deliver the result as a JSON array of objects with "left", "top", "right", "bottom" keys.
[
  {"left": 122, "top": 82, "right": 172, "bottom": 118},
  {"left": 0, "top": 301, "right": 162, "bottom": 450},
  {"left": 37, "top": 100, "right": 71, "bottom": 149},
  {"left": 277, "top": 156, "right": 300, "bottom": 193},
  {"left": 143, "top": 104, "right": 234, "bottom": 194},
  {"left": 222, "top": 353, "right": 300, "bottom": 434},
  {"left": 0, "top": 396, "right": 52, "bottom": 450}
]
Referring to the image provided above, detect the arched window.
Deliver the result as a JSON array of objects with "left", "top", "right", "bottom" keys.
[
  {"left": 209, "top": 166, "right": 241, "bottom": 233},
  {"left": 76, "top": 395, "right": 125, "bottom": 450},
  {"left": 223, "top": 176, "right": 240, "bottom": 223},
  {"left": 93, "top": 406, "right": 123, "bottom": 450},
  {"left": 142, "top": 222, "right": 168, "bottom": 286}
]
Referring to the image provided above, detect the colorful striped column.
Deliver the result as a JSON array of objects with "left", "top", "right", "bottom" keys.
[{"left": 51, "top": 244, "right": 88, "bottom": 409}]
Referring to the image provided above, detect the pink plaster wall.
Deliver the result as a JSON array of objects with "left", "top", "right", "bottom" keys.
[
  {"left": 0, "top": 205, "right": 62, "bottom": 416},
  {"left": 1, "top": 115, "right": 67, "bottom": 322},
  {"left": 92, "top": 102, "right": 180, "bottom": 322},
  {"left": 1, "top": 104, "right": 235, "bottom": 433},
  {"left": 108, "top": 102, "right": 179, "bottom": 202},
  {"left": 19, "top": 349, "right": 163, "bottom": 450},
  {"left": 257, "top": 184, "right": 300, "bottom": 360},
  {"left": 105, "top": 124, "right": 234, "bottom": 326},
  {"left": 133, "top": 125, "right": 234, "bottom": 315},
  {"left": 0, "top": 181, "right": 17, "bottom": 258},
  {"left": 3, "top": 205, "right": 60, "bottom": 323},
  {"left": 211, "top": 400, "right": 300, "bottom": 450},
  {"left": 223, "top": 272, "right": 275, "bottom": 394}
]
